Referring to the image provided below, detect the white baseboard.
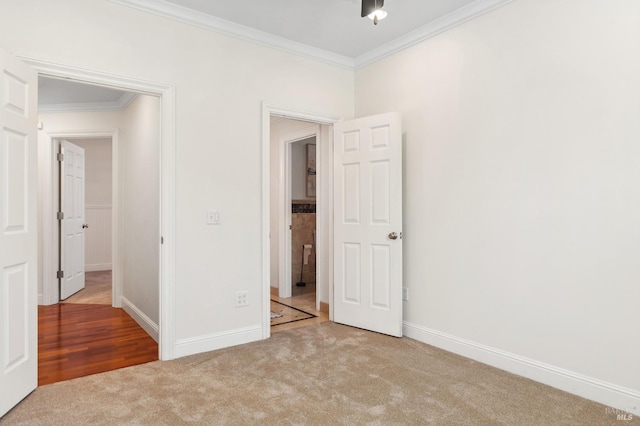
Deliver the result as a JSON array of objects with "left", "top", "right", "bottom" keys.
[
  {"left": 122, "top": 296, "right": 159, "bottom": 343},
  {"left": 85, "top": 263, "right": 112, "bottom": 272},
  {"left": 174, "top": 325, "right": 263, "bottom": 359},
  {"left": 403, "top": 321, "right": 640, "bottom": 416},
  {"left": 38, "top": 293, "right": 43, "bottom": 305}
]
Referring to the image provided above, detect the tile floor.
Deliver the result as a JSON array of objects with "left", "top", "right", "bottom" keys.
[{"left": 270, "top": 284, "right": 329, "bottom": 332}]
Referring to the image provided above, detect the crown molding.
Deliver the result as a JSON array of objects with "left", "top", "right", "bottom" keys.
[
  {"left": 354, "top": 0, "right": 515, "bottom": 69},
  {"left": 110, "top": 0, "right": 355, "bottom": 69},
  {"left": 38, "top": 91, "right": 138, "bottom": 113},
  {"left": 110, "top": 0, "right": 513, "bottom": 72}
]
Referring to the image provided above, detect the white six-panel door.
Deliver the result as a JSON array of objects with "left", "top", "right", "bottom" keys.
[
  {"left": 333, "top": 112, "right": 403, "bottom": 337},
  {"left": 0, "top": 49, "right": 38, "bottom": 417},
  {"left": 60, "top": 140, "right": 86, "bottom": 300}
]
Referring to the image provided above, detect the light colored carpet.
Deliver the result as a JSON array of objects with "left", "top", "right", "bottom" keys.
[
  {"left": 62, "top": 271, "right": 112, "bottom": 305},
  {"left": 2, "top": 322, "right": 627, "bottom": 425}
]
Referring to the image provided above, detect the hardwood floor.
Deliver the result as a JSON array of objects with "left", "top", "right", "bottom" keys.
[
  {"left": 38, "top": 303, "right": 158, "bottom": 386},
  {"left": 39, "top": 284, "right": 322, "bottom": 386}
]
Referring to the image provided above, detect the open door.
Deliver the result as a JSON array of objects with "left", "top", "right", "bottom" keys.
[
  {"left": 333, "top": 112, "right": 403, "bottom": 337},
  {"left": 59, "top": 140, "right": 86, "bottom": 300},
  {"left": 0, "top": 48, "right": 38, "bottom": 417}
]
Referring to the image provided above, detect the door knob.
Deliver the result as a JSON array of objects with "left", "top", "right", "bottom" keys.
[
  {"left": 82, "top": 224, "right": 89, "bottom": 229},
  {"left": 388, "top": 232, "right": 398, "bottom": 240}
]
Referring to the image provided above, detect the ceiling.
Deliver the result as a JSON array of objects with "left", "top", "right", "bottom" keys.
[
  {"left": 40, "top": 0, "right": 512, "bottom": 110},
  {"left": 113, "top": 0, "right": 513, "bottom": 68},
  {"left": 155, "top": 0, "right": 478, "bottom": 58},
  {"left": 38, "top": 76, "right": 136, "bottom": 113}
]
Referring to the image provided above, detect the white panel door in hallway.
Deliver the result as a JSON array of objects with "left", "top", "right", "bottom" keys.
[
  {"left": 0, "top": 48, "right": 38, "bottom": 417},
  {"left": 60, "top": 140, "right": 86, "bottom": 300},
  {"left": 333, "top": 112, "right": 403, "bottom": 337}
]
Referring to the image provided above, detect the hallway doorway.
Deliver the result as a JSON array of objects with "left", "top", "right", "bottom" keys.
[{"left": 37, "top": 76, "right": 162, "bottom": 381}]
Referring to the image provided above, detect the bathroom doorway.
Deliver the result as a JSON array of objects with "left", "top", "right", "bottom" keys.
[{"left": 269, "top": 115, "right": 331, "bottom": 330}]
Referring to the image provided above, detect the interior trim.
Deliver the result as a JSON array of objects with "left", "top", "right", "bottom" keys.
[
  {"left": 110, "top": 0, "right": 354, "bottom": 69},
  {"left": 403, "top": 321, "right": 640, "bottom": 417},
  {"left": 354, "top": 0, "right": 515, "bottom": 68},
  {"left": 39, "top": 92, "right": 138, "bottom": 113},
  {"left": 122, "top": 296, "right": 160, "bottom": 343},
  {"left": 110, "top": 0, "right": 514, "bottom": 71},
  {"left": 21, "top": 55, "right": 177, "bottom": 361}
]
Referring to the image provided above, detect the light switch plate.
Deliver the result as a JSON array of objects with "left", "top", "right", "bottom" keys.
[{"left": 207, "top": 210, "right": 221, "bottom": 225}]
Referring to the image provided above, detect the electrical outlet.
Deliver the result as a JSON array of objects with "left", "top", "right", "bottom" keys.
[
  {"left": 235, "top": 291, "right": 248, "bottom": 307},
  {"left": 402, "top": 287, "right": 409, "bottom": 301}
]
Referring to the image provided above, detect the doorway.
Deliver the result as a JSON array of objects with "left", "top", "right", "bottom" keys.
[
  {"left": 56, "top": 137, "right": 113, "bottom": 305},
  {"left": 33, "top": 67, "right": 171, "bottom": 371},
  {"left": 263, "top": 105, "right": 405, "bottom": 339},
  {"left": 270, "top": 130, "right": 326, "bottom": 332},
  {"left": 22, "top": 56, "right": 176, "bottom": 361},
  {"left": 264, "top": 105, "right": 340, "bottom": 338}
]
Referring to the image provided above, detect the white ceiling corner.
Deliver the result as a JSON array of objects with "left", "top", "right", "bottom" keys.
[
  {"left": 111, "top": 0, "right": 515, "bottom": 71},
  {"left": 110, "top": 0, "right": 354, "bottom": 69},
  {"left": 354, "top": 0, "right": 515, "bottom": 68}
]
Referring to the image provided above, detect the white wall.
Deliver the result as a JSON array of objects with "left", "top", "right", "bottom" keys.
[
  {"left": 356, "top": 0, "right": 640, "bottom": 412},
  {"left": 2, "top": 0, "right": 353, "bottom": 355},
  {"left": 74, "top": 137, "right": 113, "bottom": 271},
  {"left": 121, "top": 94, "right": 160, "bottom": 331},
  {"left": 291, "top": 137, "right": 315, "bottom": 200}
]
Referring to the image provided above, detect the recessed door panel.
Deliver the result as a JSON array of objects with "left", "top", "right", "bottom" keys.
[
  {"left": 343, "top": 243, "right": 361, "bottom": 304},
  {"left": 3, "top": 130, "right": 27, "bottom": 232},
  {"left": 343, "top": 130, "right": 360, "bottom": 153},
  {"left": 343, "top": 163, "right": 360, "bottom": 224},
  {"left": 3, "top": 264, "right": 27, "bottom": 371},
  {"left": 371, "top": 160, "right": 390, "bottom": 225},
  {"left": 371, "top": 245, "right": 390, "bottom": 310},
  {"left": 3, "top": 70, "right": 28, "bottom": 117},
  {"left": 370, "top": 125, "right": 390, "bottom": 149}
]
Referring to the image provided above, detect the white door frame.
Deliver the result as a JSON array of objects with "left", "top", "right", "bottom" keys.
[
  {"left": 261, "top": 102, "right": 341, "bottom": 339},
  {"left": 41, "top": 131, "right": 120, "bottom": 307},
  {"left": 278, "top": 125, "right": 319, "bottom": 299},
  {"left": 21, "top": 56, "right": 177, "bottom": 360}
]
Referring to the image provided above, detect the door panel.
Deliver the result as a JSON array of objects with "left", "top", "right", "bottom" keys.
[
  {"left": 333, "top": 112, "right": 402, "bottom": 337},
  {"left": 0, "top": 48, "right": 38, "bottom": 418},
  {"left": 60, "top": 140, "right": 86, "bottom": 300}
]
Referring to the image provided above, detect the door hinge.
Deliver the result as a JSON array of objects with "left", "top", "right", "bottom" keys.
[
  {"left": 57, "top": 270, "right": 64, "bottom": 279},
  {"left": 57, "top": 152, "right": 64, "bottom": 162},
  {"left": 57, "top": 211, "right": 64, "bottom": 220},
  {"left": 161, "top": 236, "right": 164, "bottom": 244}
]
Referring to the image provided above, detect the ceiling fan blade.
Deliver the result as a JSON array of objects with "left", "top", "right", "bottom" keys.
[{"left": 361, "top": 0, "right": 384, "bottom": 17}]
